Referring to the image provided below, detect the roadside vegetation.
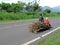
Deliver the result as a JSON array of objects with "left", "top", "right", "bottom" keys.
[
  {"left": 0, "top": 11, "right": 60, "bottom": 21},
  {"left": 37, "top": 29, "right": 60, "bottom": 45},
  {"left": 0, "top": 1, "right": 60, "bottom": 22}
]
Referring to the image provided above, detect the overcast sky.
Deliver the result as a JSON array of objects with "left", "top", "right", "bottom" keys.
[{"left": 0, "top": 0, "right": 60, "bottom": 8}]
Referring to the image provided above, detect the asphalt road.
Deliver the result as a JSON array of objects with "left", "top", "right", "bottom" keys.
[{"left": 0, "top": 18, "right": 60, "bottom": 45}]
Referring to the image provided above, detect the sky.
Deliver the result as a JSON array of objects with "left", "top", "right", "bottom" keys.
[{"left": 0, "top": 0, "right": 60, "bottom": 8}]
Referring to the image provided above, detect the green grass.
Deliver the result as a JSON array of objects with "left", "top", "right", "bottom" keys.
[
  {"left": 0, "top": 12, "right": 40, "bottom": 20},
  {"left": 37, "top": 29, "right": 60, "bottom": 45},
  {"left": 0, "top": 20, "right": 18, "bottom": 23},
  {"left": 0, "top": 11, "right": 60, "bottom": 23},
  {"left": 0, "top": 18, "right": 38, "bottom": 23},
  {"left": 44, "top": 13, "right": 60, "bottom": 18}
]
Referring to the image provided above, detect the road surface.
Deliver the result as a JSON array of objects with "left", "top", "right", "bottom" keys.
[{"left": 0, "top": 18, "right": 60, "bottom": 45}]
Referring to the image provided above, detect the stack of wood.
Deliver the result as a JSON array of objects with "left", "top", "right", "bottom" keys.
[{"left": 29, "top": 21, "right": 50, "bottom": 33}]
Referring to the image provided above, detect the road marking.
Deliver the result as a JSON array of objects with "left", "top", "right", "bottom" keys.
[
  {"left": 0, "top": 25, "right": 20, "bottom": 29},
  {"left": 21, "top": 27, "right": 60, "bottom": 45},
  {"left": 0, "top": 24, "right": 29, "bottom": 29},
  {"left": 0, "top": 26, "right": 12, "bottom": 29},
  {"left": 42, "top": 27, "right": 60, "bottom": 37},
  {"left": 21, "top": 37, "right": 41, "bottom": 45}
]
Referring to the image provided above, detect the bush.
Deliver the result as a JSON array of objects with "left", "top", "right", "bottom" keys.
[
  {"left": 0, "top": 12, "right": 40, "bottom": 20},
  {"left": 43, "top": 12, "right": 60, "bottom": 17}
]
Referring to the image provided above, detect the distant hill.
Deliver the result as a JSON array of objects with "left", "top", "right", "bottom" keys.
[
  {"left": 52, "top": 6, "right": 60, "bottom": 12},
  {"left": 42, "top": 6, "right": 51, "bottom": 10},
  {"left": 42, "top": 6, "right": 60, "bottom": 12}
]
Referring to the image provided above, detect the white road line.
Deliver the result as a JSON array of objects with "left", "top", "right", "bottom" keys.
[
  {"left": 21, "top": 27, "right": 60, "bottom": 45},
  {"left": 0, "top": 26, "right": 12, "bottom": 29},
  {"left": 42, "top": 27, "right": 60, "bottom": 37},
  {"left": 21, "top": 37, "right": 41, "bottom": 45},
  {"left": 0, "top": 23, "right": 29, "bottom": 29}
]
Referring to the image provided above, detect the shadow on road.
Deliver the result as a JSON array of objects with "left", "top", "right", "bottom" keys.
[{"left": 37, "top": 27, "right": 52, "bottom": 34}]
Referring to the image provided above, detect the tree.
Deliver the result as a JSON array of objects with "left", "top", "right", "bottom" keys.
[
  {"left": 32, "top": 3, "right": 42, "bottom": 12},
  {"left": 0, "top": 4, "right": 2, "bottom": 12},
  {"left": 1, "top": 2, "right": 10, "bottom": 10},
  {"left": 25, "top": 2, "right": 32, "bottom": 12},
  {"left": 10, "top": 1, "right": 26, "bottom": 13},
  {"left": 25, "top": 1, "right": 42, "bottom": 12},
  {"left": 44, "top": 9, "right": 51, "bottom": 13},
  {"left": 1, "top": 1, "right": 26, "bottom": 13}
]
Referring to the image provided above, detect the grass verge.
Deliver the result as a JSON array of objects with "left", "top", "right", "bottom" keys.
[
  {"left": 0, "top": 17, "right": 60, "bottom": 23},
  {"left": 37, "top": 29, "right": 60, "bottom": 45},
  {"left": 0, "top": 18, "right": 38, "bottom": 23}
]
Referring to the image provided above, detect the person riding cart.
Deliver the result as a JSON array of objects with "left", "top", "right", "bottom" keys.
[
  {"left": 44, "top": 17, "right": 51, "bottom": 27},
  {"left": 39, "top": 13, "right": 44, "bottom": 22},
  {"left": 29, "top": 15, "right": 52, "bottom": 33}
]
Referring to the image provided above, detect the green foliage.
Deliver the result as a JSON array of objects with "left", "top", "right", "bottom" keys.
[
  {"left": 43, "top": 12, "right": 60, "bottom": 17},
  {"left": 0, "top": 11, "right": 60, "bottom": 20},
  {"left": 44, "top": 9, "right": 51, "bottom": 13},
  {"left": 0, "top": 1, "right": 60, "bottom": 21},
  {"left": 0, "top": 1, "right": 42, "bottom": 12},
  {"left": 0, "top": 12, "right": 40, "bottom": 20},
  {"left": 0, "top": 2, "right": 25, "bottom": 13},
  {"left": 57, "top": 12, "right": 60, "bottom": 14},
  {"left": 25, "top": 2, "right": 42, "bottom": 12},
  {"left": 32, "top": 3, "right": 42, "bottom": 12}
]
